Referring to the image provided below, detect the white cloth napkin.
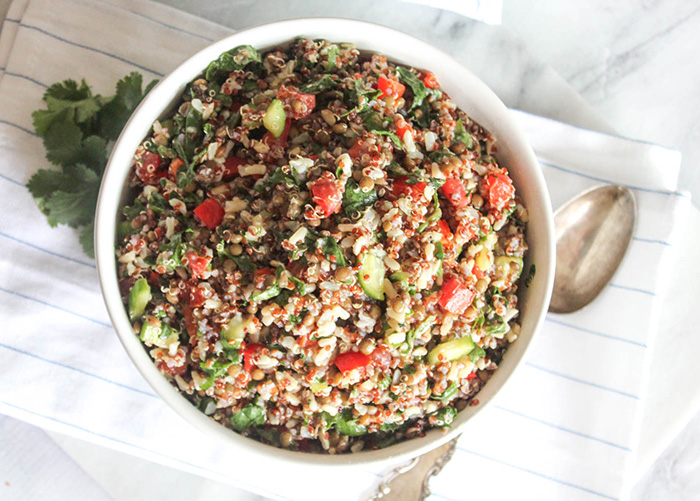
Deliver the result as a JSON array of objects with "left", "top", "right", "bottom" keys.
[{"left": 0, "top": 0, "right": 688, "bottom": 500}]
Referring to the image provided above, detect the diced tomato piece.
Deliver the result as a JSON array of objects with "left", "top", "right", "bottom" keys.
[
  {"left": 484, "top": 171, "right": 515, "bottom": 211},
  {"left": 335, "top": 351, "right": 371, "bottom": 373},
  {"left": 348, "top": 138, "right": 365, "bottom": 159},
  {"left": 168, "top": 157, "right": 185, "bottom": 181},
  {"left": 393, "top": 176, "right": 427, "bottom": 200},
  {"left": 438, "top": 277, "right": 475, "bottom": 314},
  {"left": 276, "top": 85, "right": 316, "bottom": 119},
  {"left": 440, "top": 177, "right": 470, "bottom": 208},
  {"left": 223, "top": 156, "right": 246, "bottom": 179},
  {"left": 394, "top": 116, "right": 413, "bottom": 140},
  {"left": 183, "top": 250, "right": 211, "bottom": 279},
  {"left": 472, "top": 263, "right": 485, "bottom": 280},
  {"left": 422, "top": 72, "right": 439, "bottom": 89},
  {"left": 369, "top": 344, "right": 392, "bottom": 370},
  {"left": 377, "top": 75, "right": 405, "bottom": 100},
  {"left": 243, "top": 343, "right": 264, "bottom": 373},
  {"left": 193, "top": 198, "right": 224, "bottom": 230},
  {"left": 436, "top": 220, "right": 453, "bottom": 241},
  {"left": 308, "top": 173, "right": 342, "bottom": 217},
  {"left": 135, "top": 150, "right": 164, "bottom": 185},
  {"left": 467, "top": 372, "right": 477, "bottom": 380}
]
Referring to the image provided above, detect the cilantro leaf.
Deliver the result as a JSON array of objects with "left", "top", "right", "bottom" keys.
[
  {"left": 319, "top": 236, "right": 347, "bottom": 266},
  {"left": 396, "top": 67, "right": 427, "bottom": 111},
  {"left": 205, "top": 45, "right": 262, "bottom": 82},
  {"left": 454, "top": 119, "right": 474, "bottom": 150},
  {"left": 342, "top": 178, "right": 378, "bottom": 216},
  {"left": 30, "top": 72, "right": 158, "bottom": 258},
  {"left": 230, "top": 402, "right": 266, "bottom": 432},
  {"left": 97, "top": 72, "right": 157, "bottom": 140},
  {"left": 79, "top": 222, "right": 95, "bottom": 258},
  {"left": 299, "top": 74, "right": 337, "bottom": 94}
]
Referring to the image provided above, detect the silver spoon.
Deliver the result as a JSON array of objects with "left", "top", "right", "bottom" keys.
[{"left": 369, "top": 185, "right": 636, "bottom": 501}]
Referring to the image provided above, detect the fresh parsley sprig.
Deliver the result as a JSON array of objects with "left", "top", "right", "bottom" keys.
[{"left": 28, "top": 72, "right": 158, "bottom": 257}]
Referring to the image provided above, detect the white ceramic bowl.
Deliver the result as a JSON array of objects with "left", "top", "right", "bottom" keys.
[{"left": 95, "top": 18, "right": 555, "bottom": 467}]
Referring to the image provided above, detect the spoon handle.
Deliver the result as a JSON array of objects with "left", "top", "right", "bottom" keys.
[{"left": 367, "top": 438, "right": 457, "bottom": 501}]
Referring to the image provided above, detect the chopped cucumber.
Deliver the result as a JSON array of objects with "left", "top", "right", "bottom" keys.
[
  {"left": 139, "top": 315, "right": 179, "bottom": 348},
  {"left": 427, "top": 336, "right": 475, "bottom": 365},
  {"left": 358, "top": 253, "right": 385, "bottom": 300},
  {"left": 310, "top": 380, "right": 329, "bottom": 393},
  {"left": 390, "top": 271, "right": 410, "bottom": 282},
  {"left": 221, "top": 316, "right": 252, "bottom": 349},
  {"left": 128, "top": 278, "right": 151, "bottom": 321},
  {"left": 263, "top": 99, "right": 286, "bottom": 138},
  {"left": 493, "top": 256, "right": 524, "bottom": 287}
]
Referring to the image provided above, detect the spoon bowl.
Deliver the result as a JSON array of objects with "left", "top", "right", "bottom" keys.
[{"left": 549, "top": 185, "right": 636, "bottom": 313}]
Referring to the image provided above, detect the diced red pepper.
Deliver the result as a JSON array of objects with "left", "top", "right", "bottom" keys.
[
  {"left": 422, "top": 72, "right": 439, "bottom": 89},
  {"left": 467, "top": 372, "right": 477, "bottom": 380},
  {"left": 393, "top": 176, "right": 427, "bottom": 200},
  {"left": 484, "top": 171, "right": 515, "bottom": 211},
  {"left": 394, "top": 116, "right": 413, "bottom": 140},
  {"left": 168, "top": 157, "right": 185, "bottom": 182},
  {"left": 440, "top": 177, "right": 470, "bottom": 208},
  {"left": 243, "top": 343, "right": 264, "bottom": 373},
  {"left": 436, "top": 219, "right": 453, "bottom": 241},
  {"left": 438, "top": 277, "right": 475, "bottom": 314},
  {"left": 308, "top": 173, "right": 342, "bottom": 217},
  {"left": 276, "top": 85, "right": 316, "bottom": 119},
  {"left": 335, "top": 351, "right": 371, "bottom": 373},
  {"left": 186, "top": 284, "right": 207, "bottom": 308},
  {"left": 223, "top": 156, "right": 246, "bottom": 179},
  {"left": 253, "top": 267, "right": 274, "bottom": 279},
  {"left": 193, "top": 198, "right": 224, "bottom": 230},
  {"left": 135, "top": 151, "right": 164, "bottom": 185},
  {"left": 183, "top": 250, "right": 211, "bottom": 279},
  {"left": 377, "top": 75, "right": 405, "bottom": 100}
]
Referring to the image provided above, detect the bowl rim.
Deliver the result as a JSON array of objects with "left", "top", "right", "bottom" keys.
[{"left": 95, "top": 17, "right": 555, "bottom": 467}]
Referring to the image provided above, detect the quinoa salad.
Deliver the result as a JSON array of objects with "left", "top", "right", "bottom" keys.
[{"left": 116, "top": 39, "right": 529, "bottom": 453}]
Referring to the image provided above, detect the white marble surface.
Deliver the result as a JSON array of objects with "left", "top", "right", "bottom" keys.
[{"left": 1, "top": 0, "right": 699, "bottom": 500}]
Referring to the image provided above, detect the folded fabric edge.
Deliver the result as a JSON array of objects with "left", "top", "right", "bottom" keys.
[
  {"left": 622, "top": 192, "right": 691, "bottom": 496},
  {"left": 0, "top": 0, "right": 31, "bottom": 75}
]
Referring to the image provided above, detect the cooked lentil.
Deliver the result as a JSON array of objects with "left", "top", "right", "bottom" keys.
[{"left": 117, "top": 38, "right": 528, "bottom": 453}]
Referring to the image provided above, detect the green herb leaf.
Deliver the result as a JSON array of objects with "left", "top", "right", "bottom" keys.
[
  {"left": 319, "top": 236, "right": 347, "bottom": 266},
  {"left": 330, "top": 409, "right": 368, "bottom": 437},
  {"left": 435, "top": 241, "right": 444, "bottom": 260},
  {"left": 342, "top": 178, "right": 378, "bottom": 216},
  {"left": 325, "top": 45, "right": 339, "bottom": 69},
  {"left": 469, "top": 345, "right": 486, "bottom": 362},
  {"left": 431, "top": 406, "right": 458, "bottom": 427},
  {"left": 431, "top": 381, "right": 459, "bottom": 401},
  {"left": 254, "top": 168, "right": 298, "bottom": 192},
  {"left": 299, "top": 74, "right": 337, "bottom": 94},
  {"left": 205, "top": 45, "right": 262, "bottom": 82},
  {"left": 396, "top": 67, "right": 427, "bottom": 111},
  {"left": 30, "top": 72, "right": 157, "bottom": 257},
  {"left": 233, "top": 254, "right": 255, "bottom": 273},
  {"left": 230, "top": 402, "right": 266, "bottom": 432},
  {"left": 454, "top": 119, "right": 474, "bottom": 150},
  {"left": 199, "top": 358, "right": 234, "bottom": 390}
]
